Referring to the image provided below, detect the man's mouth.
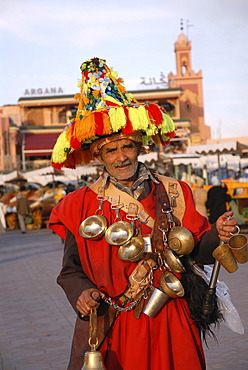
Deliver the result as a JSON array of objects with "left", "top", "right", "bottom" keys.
[{"left": 115, "top": 160, "right": 131, "bottom": 169}]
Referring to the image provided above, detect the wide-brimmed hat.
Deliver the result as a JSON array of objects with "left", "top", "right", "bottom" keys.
[{"left": 51, "top": 57, "right": 176, "bottom": 169}]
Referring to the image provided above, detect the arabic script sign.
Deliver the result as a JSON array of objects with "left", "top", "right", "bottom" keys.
[{"left": 140, "top": 73, "right": 168, "bottom": 88}]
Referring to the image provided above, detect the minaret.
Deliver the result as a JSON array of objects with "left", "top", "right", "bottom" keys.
[{"left": 168, "top": 20, "right": 210, "bottom": 143}]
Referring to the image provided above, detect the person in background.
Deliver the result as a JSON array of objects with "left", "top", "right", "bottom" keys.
[
  {"left": 0, "top": 200, "right": 7, "bottom": 234},
  {"left": 206, "top": 176, "right": 232, "bottom": 224},
  {"left": 16, "top": 187, "right": 31, "bottom": 234},
  {"left": 192, "top": 177, "right": 208, "bottom": 218}
]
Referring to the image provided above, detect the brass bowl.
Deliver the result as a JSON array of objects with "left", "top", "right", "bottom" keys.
[
  {"left": 78, "top": 215, "right": 107, "bottom": 240},
  {"left": 160, "top": 270, "right": 185, "bottom": 298},
  {"left": 105, "top": 221, "right": 134, "bottom": 246},
  {"left": 163, "top": 248, "right": 185, "bottom": 273},
  {"left": 168, "top": 226, "right": 194, "bottom": 255},
  {"left": 118, "top": 236, "right": 145, "bottom": 262}
]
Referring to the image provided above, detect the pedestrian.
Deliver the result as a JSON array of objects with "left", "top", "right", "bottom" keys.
[
  {"left": 192, "top": 177, "right": 208, "bottom": 218},
  {"left": 206, "top": 176, "right": 232, "bottom": 224},
  {"left": 49, "top": 57, "right": 238, "bottom": 370},
  {"left": 16, "top": 187, "right": 31, "bottom": 233},
  {"left": 0, "top": 200, "right": 7, "bottom": 234}
]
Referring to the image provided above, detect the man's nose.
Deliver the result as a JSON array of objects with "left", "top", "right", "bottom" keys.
[{"left": 116, "top": 148, "right": 127, "bottom": 161}]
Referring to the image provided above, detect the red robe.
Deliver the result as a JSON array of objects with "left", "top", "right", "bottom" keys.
[{"left": 50, "top": 179, "right": 210, "bottom": 370}]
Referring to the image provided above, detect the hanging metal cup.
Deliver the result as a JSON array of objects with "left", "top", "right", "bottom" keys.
[
  {"left": 79, "top": 215, "right": 107, "bottom": 240},
  {"left": 160, "top": 270, "right": 185, "bottom": 297},
  {"left": 142, "top": 287, "right": 170, "bottom": 317},
  {"left": 104, "top": 203, "right": 134, "bottom": 246},
  {"left": 163, "top": 248, "right": 185, "bottom": 273},
  {"left": 229, "top": 232, "right": 248, "bottom": 264},
  {"left": 118, "top": 235, "right": 145, "bottom": 262},
  {"left": 105, "top": 221, "right": 134, "bottom": 246},
  {"left": 212, "top": 243, "right": 238, "bottom": 272},
  {"left": 168, "top": 226, "right": 194, "bottom": 255},
  {"left": 79, "top": 196, "right": 108, "bottom": 240}
]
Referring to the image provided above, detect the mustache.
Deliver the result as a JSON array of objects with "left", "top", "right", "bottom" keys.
[{"left": 115, "top": 159, "right": 132, "bottom": 168}]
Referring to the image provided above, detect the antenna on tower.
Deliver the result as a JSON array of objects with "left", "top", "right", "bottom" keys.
[{"left": 180, "top": 18, "right": 184, "bottom": 32}]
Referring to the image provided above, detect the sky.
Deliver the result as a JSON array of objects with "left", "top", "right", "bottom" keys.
[{"left": 0, "top": 0, "right": 247, "bottom": 140}]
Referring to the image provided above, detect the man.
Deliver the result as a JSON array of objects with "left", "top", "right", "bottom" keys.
[
  {"left": 206, "top": 176, "right": 232, "bottom": 224},
  {"left": 49, "top": 58, "right": 237, "bottom": 370},
  {"left": 16, "top": 187, "right": 31, "bottom": 234}
]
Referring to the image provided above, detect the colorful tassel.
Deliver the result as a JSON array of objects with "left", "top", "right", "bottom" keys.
[
  {"left": 159, "top": 113, "right": 176, "bottom": 134},
  {"left": 146, "top": 104, "right": 163, "bottom": 126},
  {"left": 109, "top": 107, "right": 126, "bottom": 132},
  {"left": 74, "top": 113, "right": 96, "bottom": 142},
  {"left": 95, "top": 112, "right": 104, "bottom": 135},
  {"left": 122, "top": 107, "right": 134, "bottom": 135},
  {"left": 102, "top": 113, "right": 112, "bottom": 135},
  {"left": 52, "top": 131, "right": 70, "bottom": 164}
]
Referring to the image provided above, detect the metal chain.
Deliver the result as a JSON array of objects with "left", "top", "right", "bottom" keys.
[
  {"left": 104, "top": 286, "right": 151, "bottom": 312},
  {"left": 104, "top": 296, "right": 142, "bottom": 312}
]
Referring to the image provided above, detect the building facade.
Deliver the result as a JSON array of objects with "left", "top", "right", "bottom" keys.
[{"left": 0, "top": 32, "right": 211, "bottom": 172}]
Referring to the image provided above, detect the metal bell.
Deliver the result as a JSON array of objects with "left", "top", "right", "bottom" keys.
[{"left": 81, "top": 349, "right": 106, "bottom": 370}]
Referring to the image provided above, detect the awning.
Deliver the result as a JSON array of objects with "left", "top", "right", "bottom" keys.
[
  {"left": 23, "top": 133, "right": 59, "bottom": 156},
  {"left": 186, "top": 141, "right": 248, "bottom": 156}
]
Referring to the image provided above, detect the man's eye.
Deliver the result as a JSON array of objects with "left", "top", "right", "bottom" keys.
[
  {"left": 106, "top": 148, "right": 116, "bottom": 153},
  {"left": 123, "top": 144, "right": 133, "bottom": 149}
]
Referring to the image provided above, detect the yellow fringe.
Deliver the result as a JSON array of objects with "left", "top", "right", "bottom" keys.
[
  {"left": 51, "top": 131, "right": 70, "bottom": 164},
  {"left": 109, "top": 107, "right": 126, "bottom": 132},
  {"left": 159, "top": 113, "right": 176, "bottom": 133},
  {"left": 64, "top": 124, "right": 74, "bottom": 141},
  {"left": 127, "top": 106, "right": 151, "bottom": 132},
  {"left": 127, "top": 107, "right": 141, "bottom": 131}
]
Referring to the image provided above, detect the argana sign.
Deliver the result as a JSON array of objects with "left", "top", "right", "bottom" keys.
[{"left": 24, "top": 87, "right": 64, "bottom": 96}]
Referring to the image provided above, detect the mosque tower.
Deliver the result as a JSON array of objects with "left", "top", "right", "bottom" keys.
[{"left": 168, "top": 20, "right": 211, "bottom": 144}]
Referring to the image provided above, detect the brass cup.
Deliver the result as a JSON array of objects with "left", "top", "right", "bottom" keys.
[
  {"left": 168, "top": 226, "right": 195, "bottom": 255},
  {"left": 212, "top": 243, "right": 238, "bottom": 273},
  {"left": 228, "top": 234, "right": 248, "bottom": 264},
  {"left": 78, "top": 215, "right": 107, "bottom": 240},
  {"left": 142, "top": 287, "right": 170, "bottom": 317},
  {"left": 105, "top": 221, "right": 134, "bottom": 246},
  {"left": 160, "top": 270, "right": 185, "bottom": 298},
  {"left": 118, "top": 236, "right": 145, "bottom": 262},
  {"left": 163, "top": 248, "right": 186, "bottom": 273}
]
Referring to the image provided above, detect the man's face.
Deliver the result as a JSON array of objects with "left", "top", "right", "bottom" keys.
[{"left": 98, "top": 139, "right": 139, "bottom": 182}]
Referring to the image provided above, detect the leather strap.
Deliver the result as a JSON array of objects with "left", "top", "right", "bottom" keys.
[
  {"left": 151, "top": 180, "right": 176, "bottom": 253},
  {"left": 90, "top": 174, "right": 186, "bottom": 230},
  {"left": 90, "top": 177, "right": 155, "bottom": 228}
]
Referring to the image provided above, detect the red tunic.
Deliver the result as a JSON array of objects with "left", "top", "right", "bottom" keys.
[{"left": 50, "top": 179, "right": 210, "bottom": 370}]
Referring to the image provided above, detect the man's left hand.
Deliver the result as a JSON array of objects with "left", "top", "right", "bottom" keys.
[{"left": 216, "top": 210, "right": 239, "bottom": 243}]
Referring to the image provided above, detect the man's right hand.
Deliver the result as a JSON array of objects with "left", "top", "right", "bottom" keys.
[{"left": 76, "top": 288, "right": 103, "bottom": 316}]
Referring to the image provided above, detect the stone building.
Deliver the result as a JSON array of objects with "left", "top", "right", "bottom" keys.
[{"left": 0, "top": 32, "right": 210, "bottom": 172}]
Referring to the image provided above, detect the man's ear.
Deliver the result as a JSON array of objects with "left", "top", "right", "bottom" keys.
[{"left": 94, "top": 152, "right": 104, "bottom": 164}]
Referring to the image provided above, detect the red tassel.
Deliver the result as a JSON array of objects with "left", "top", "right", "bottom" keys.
[
  {"left": 146, "top": 104, "right": 163, "bottom": 126},
  {"left": 52, "top": 162, "right": 63, "bottom": 170},
  {"left": 70, "top": 137, "right": 81, "bottom": 149},
  {"left": 167, "top": 131, "right": 176, "bottom": 138},
  {"left": 95, "top": 112, "right": 104, "bottom": 135},
  {"left": 122, "top": 107, "right": 133, "bottom": 135}
]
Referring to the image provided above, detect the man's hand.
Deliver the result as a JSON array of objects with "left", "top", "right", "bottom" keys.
[
  {"left": 216, "top": 210, "right": 238, "bottom": 243},
  {"left": 76, "top": 288, "right": 103, "bottom": 317}
]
